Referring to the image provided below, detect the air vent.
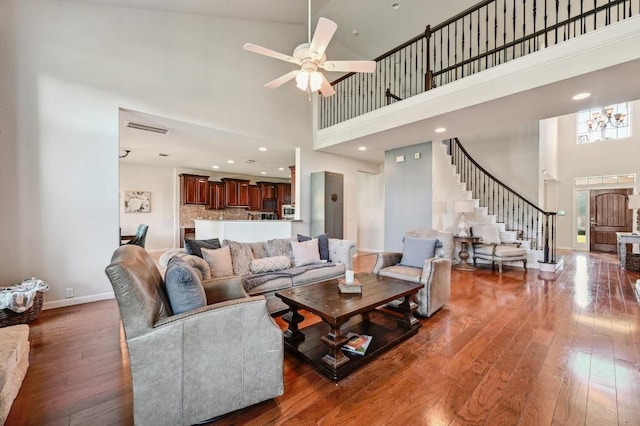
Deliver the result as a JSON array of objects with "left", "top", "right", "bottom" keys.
[{"left": 124, "top": 121, "right": 171, "bottom": 135}]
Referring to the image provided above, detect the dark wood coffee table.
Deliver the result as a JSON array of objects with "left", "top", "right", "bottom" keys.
[{"left": 275, "top": 272, "right": 423, "bottom": 381}]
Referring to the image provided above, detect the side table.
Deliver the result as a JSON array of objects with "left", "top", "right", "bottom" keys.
[{"left": 453, "top": 235, "right": 480, "bottom": 271}]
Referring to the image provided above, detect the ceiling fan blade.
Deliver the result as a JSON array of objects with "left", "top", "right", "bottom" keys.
[
  {"left": 322, "top": 60, "right": 377, "bottom": 73},
  {"left": 243, "top": 43, "right": 301, "bottom": 65},
  {"left": 319, "top": 73, "right": 336, "bottom": 97},
  {"left": 309, "top": 18, "right": 337, "bottom": 58},
  {"left": 264, "top": 70, "right": 299, "bottom": 89}
]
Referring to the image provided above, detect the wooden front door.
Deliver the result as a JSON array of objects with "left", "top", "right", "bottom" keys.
[{"left": 590, "top": 188, "right": 633, "bottom": 252}]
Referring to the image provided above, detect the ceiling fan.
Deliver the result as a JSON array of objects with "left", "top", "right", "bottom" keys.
[{"left": 243, "top": 0, "right": 376, "bottom": 97}]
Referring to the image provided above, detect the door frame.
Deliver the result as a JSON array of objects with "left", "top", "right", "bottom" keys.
[{"left": 572, "top": 183, "right": 637, "bottom": 251}]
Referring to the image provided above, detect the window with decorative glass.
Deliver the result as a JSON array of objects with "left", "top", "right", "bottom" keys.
[{"left": 576, "top": 102, "right": 631, "bottom": 143}]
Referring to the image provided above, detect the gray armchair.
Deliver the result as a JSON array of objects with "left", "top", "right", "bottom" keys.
[
  {"left": 373, "top": 228, "right": 453, "bottom": 317},
  {"left": 105, "top": 245, "right": 283, "bottom": 426}
]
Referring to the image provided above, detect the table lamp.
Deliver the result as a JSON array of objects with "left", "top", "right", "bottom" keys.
[
  {"left": 454, "top": 200, "right": 475, "bottom": 237},
  {"left": 629, "top": 194, "right": 640, "bottom": 234}
]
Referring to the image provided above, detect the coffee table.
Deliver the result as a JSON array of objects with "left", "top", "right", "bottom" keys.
[{"left": 275, "top": 272, "right": 423, "bottom": 381}]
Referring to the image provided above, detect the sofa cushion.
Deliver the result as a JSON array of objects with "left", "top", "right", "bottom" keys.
[
  {"left": 244, "top": 276, "right": 293, "bottom": 296},
  {"left": 400, "top": 237, "right": 438, "bottom": 268},
  {"left": 164, "top": 256, "right": 206, "bottom": 315},
  {"left": 201, "top": 246, "right": 234, "bottom": 278},
  {"left": 266, "top": 238, "right": 294, "bottom": 264},
  {"left": 291, "top": 239, "right": 321, "bottom": 266},
  {"left": 224, "top": 240, "right": 254, "bottom": 276},
  {"left": 247, "top": 242, "right": 269, "bottom": 259},
  {"left": 184, "top": 238, "right": 222, "bottom": 258},
  {"left": 378, "top": 264, "right": 422, "bottom": 283},
  {"left": 250, "top": 256, "right": 290, "bottom": 274},
  {"left": 297, "top": 233, "right": 330, "bottom": 261},
  {"left": 291, "top": 263, "right": 345, "bottom": 286},
  {"left": 180, "top": 254, "right": 212, "bottom": 281}
]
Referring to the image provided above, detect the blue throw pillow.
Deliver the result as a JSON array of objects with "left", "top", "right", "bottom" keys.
[
  {"left": 297, "top": 233, "right": 330, "bottom": 261},
  {"left": 184, "top": 238, "right": 221, "bottom": 258},
  {"left": 164, "top": 256, "right": 206, "bottom": 315},
  {"left": 399, "top": 237, "right": 439, "bottom": 268}
]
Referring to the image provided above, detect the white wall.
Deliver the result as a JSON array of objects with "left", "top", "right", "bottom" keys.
[
  {"left": 555, "top": 99, "right": 640, "bottom": 249},
  {"left": 119, "top": 163, "right": 176, "bottom": 251},
  {"left": 0, "top": 0, "right": 320, "bottom": 306},
  {"left": 460, "top": 123, "right": 540, "bottom": 204},
  {"left": 297, "top": 148, "right": 380, "bottom": 244},
  {"left": 432, "top": 141, "right": 471, "bottom": 233},
  {"left": 357, "top": 168, "right": 385, "bottom": 252}
]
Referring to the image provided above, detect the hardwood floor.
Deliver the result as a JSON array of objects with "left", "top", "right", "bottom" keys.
[{"left": 6, "top": 250, "right": 640, "bottom": 425}]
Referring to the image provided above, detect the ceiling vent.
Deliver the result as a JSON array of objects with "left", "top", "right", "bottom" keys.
[{"left": 124, "top": 121, "right": 171, "bottom": 135}]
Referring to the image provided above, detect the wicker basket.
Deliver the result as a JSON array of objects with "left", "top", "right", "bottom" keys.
[
  {"left": 626, "top": 253, "right": 640, "bottom": 272},
  {"left": 0, "top": 291, "right": 44, "bottom": 328}
]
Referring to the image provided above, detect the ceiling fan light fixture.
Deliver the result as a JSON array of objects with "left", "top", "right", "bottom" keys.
[
  {"left": 309, "top": 72, "right": 323, "bottom": 92},
  {"left": 296, "top": 71, "right": 323, "bottom": 93},
  {"left": 296, "top": 71, "right": 310, "bottom": 91}
]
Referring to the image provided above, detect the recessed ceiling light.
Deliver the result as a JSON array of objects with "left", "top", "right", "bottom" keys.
[
  {"left": 245, "top": 159, "right": 256, "bottom": 163},
  {"left": 572, "top": 92, "right": 591, "bottom": 100},
  {"left": 261, "top": 171, "right": 267, "bottom": 175},
  {"left": 227, "top": 160, "right": 234, "bottom": 164},
  {"left": 392, "top": 3, "right": 400, "bottom": 10},
  {"left": 212, "top": 165, "right": 219, "bottom": 169},
  {"left": 352, "top": 29, "right": 359, "bottom": 37},
  {"left": 435, "top": 127, "right": 446, "bottom": 133},
  {"left": 259, "top": 147, "right": 267, "bottom": 151},
  {"left": 158, "top": 153, "right": 169, "bottom": 157},
  {"left": 358, "top": 146, "right": 367, "bottom": 151},
  {"left": 278, "top": 167, "right": 284, "bottom": 171}
]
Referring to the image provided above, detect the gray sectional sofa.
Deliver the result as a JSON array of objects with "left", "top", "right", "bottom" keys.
[{"left": 160, "top": 237, "right": 357, "bottom": 314}]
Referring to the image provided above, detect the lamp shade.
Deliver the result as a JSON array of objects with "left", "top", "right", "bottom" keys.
[
  {"left": 628, "top": 194, "right": 640, "bottom": 209},
  {"left": 454, "top": 200, "right": 475, "bottom": 214}
]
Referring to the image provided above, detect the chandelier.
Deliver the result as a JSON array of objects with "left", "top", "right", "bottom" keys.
[{"left": 586, "top": 106, "right": 626, "bottom": 131}]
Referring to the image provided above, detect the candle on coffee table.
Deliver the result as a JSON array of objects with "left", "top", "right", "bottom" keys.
[{"left": 345, "top": 270, "right": 354, "bottom": 283}]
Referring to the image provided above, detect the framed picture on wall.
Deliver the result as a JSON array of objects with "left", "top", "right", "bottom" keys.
[{"left": 124, "top": 191, "right": 151, "bottom": 213}]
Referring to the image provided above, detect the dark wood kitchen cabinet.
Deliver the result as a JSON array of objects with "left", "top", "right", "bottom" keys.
[
  {"left": 222, "top": 178, "right": 250, "bottom": 207},
  {"left": 180, "top": 174, "right": 209, "bottom": 205},
  {"left": 278, "top": 183, "right": 291, "bottom": 206},
  {"left": 206, "top": 181, "right": 225, "bottom": 210},
  {"left": 249, "top": 185, "right": 261, "bottom": 210},
  {"left": 257, "top": 182, "right": 277, "bottom": 200}
]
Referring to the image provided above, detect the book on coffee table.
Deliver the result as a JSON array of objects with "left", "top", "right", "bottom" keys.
[
  {"left": 338, "top": 277, "right": 362, "bottom": 293},
  {"left": 342, "top": 332, "right": 372, "bottom": 355}
]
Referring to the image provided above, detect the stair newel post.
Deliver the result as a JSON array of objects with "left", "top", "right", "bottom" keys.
[{"left": 543, "top": 213, "right": 550, "bottom": 263}]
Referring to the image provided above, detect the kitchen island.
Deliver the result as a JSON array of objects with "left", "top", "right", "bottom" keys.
[{"left": 194, "top": 219, "right": 292, "bottom": 243}]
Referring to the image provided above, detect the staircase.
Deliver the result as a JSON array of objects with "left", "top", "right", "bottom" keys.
[{"left": 440, "top": 138, "right": 560, "bottom": 271}]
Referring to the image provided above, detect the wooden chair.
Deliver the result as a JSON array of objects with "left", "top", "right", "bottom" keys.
[{"left": 471, "top": 224, "right": 527, "bottom": 273}]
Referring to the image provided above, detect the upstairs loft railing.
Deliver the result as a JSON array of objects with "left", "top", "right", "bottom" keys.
[
  {"left": 319, "top": 0, "right": 637, "bottom": 129},
  {"left": 446, "top": 138, "right": 557, "bottom": 263}
]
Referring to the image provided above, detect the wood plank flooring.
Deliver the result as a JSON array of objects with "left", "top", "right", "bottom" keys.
[{"left": 6, "top": 250, "right": 640, "bottom": 425}]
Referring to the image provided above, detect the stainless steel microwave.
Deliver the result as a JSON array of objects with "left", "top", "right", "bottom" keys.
[{"left": 281, "top": 205, "right": 295, "bottom": 219}]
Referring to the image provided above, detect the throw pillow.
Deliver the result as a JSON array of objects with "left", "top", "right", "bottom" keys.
[
  {"left": 291, "top": 238, "right": 321, "bottom": 267},
  {"left": 164, "top": 256, "right": 206, "bottom": 315},
  {"left": 400, "top": 237, "right": 438, "bottom": 268},
  {"left": 184, "top": 238, "right": 222, "bottom": 258},
  {"left": 201, "top": 246, "right": 234, "bottom": 279},
  {"left": 223, "top": 240, "right": 254, "bottom": 276},
  {"left": 249, "top": 256, "right": 291, "bottom": 274},
  {"left": 266, "top": 238, "right": 294, "bottom": 264},
  {"left": 297, "top": 233, "right": 330, "bottom": 261}
]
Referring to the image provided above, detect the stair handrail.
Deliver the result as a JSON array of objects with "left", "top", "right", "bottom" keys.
[{"left": 447, "top": 137, "right": 557, "bottom": 263}]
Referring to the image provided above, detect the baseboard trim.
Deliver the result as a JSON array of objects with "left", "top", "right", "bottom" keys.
[{"left": 43, "top": 292, "right": 115, "bottom": 310}]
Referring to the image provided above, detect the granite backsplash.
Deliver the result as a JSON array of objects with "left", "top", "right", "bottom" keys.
[{"left": 180, "top": 205, "right": 263, "bottom": 227}]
